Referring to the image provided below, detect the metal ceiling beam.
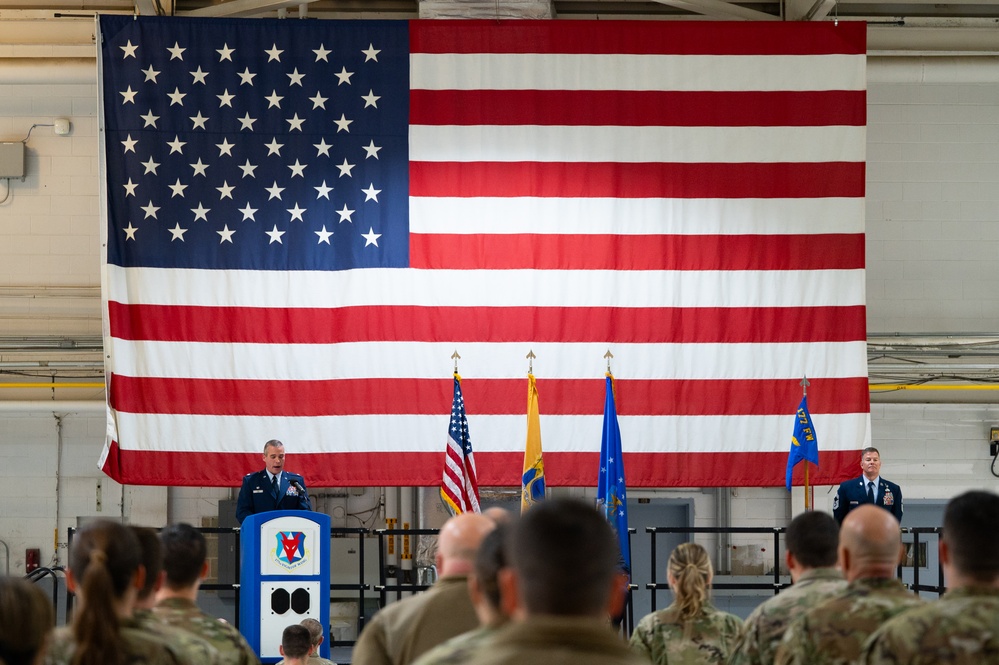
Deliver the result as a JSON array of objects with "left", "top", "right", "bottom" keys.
[
  {"left": 650, "top": 0, "right": 778, "bottom": 20},
  {"left": 181, "top": 0, "right": 319, "bottom": 17},
  {"left": 803, "top": 0, "right": 836, "bottom": 19}
]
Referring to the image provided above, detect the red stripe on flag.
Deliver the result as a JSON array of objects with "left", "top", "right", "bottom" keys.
[
  {"left": 409, "top": 162, "right": 866, "bottom": 199},
  {"left": 410, "top": 90, "right": 867, "bottom": 127},
  {"left": 410, "top": 20, "right": 866, "bottom": 56},
  {"left": 108, "top": 376, "right": 870, "bottom": 417},
  {"left": 108, "top": 302, "right": 867, "bottom": 344},
  {"left": 410, "top": 234, "right": 865, "bottom": 271},
  {"left": 100, "top": 443, "right": 862, "bottom": 488}
]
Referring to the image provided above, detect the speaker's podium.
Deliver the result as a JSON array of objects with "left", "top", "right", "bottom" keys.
[{"left": 240, "top": 510, "right": 331, "bottom": 663}]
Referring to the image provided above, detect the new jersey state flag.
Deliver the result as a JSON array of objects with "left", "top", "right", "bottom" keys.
[{"left": 98, "top": 16, "right": 870, "bottom": 488}]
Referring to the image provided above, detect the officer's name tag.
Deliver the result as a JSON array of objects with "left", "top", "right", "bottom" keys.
[{"left": 253, "top": 488, "right": 264, "bottom": 494}]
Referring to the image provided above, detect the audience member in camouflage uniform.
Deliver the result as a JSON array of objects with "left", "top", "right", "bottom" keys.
[
  {"left": 130, "top": 526, "right": 223, "bottom": 665},
  {"left": 44, "top": 519, "right": 185, "bottom": 665},
  {"left": 154, "top": 523, "right": 260, "bottom": 665},
  {"left": 861, "top": 490, "right": 999, "bottom": 664},
  {"left": 0, "top": 575, "right": 54, "bottom": 665},
  {"left": 774, "top": 505, "right": 924, "bottom": 665},
  {"left": 729, "top": 511, "right": 846, "bottom": 665},
  {"left": 352, "top": 512, "right": 496, "bottom": 665},
  {"left": 411, "top": 524, "right": 511, "bottom": 665},
  {"left": 276, "top": 618, "right": 336, "bottom": 665},
  {"left": 417, "top": 499, "right": 643, "bottom": 665},
  {"left": 630, "top": 542, "right": 742, "bottom": 665}
]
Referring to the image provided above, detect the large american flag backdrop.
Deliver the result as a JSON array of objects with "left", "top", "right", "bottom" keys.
[{"left": 97, "top": 16, "right": 870, "bottom": 488}]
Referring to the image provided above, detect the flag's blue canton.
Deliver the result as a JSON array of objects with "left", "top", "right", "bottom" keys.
[
  {"left": 597, "top": 375, "right": 631, "bottom": 572},
  {"left": 785, "top": 395, "right": 819, "bottom": 491},
  {"left": 100, "top": 15, "right": 409, "bottom": 271},
  {"left": 450, "top": 380, "right": 472, "bottom": 456}
]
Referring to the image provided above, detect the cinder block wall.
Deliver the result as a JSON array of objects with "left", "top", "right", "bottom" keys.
[{"left": 3, "top": 58, "right": 999, "bottom": 577}]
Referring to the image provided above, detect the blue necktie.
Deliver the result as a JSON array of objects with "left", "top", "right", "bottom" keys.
[
  {"left": 867, "top": 481, "right": 875, "bottom": 503},
  {"left": 271, "top": 474, "right": 279, "bottom": 499}
]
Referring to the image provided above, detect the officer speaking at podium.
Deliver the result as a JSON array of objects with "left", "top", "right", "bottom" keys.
[{"left": 236, "top": 439, "right": 312, "bottom": 524}]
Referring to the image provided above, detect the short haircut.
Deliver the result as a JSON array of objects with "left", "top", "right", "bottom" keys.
[
  {"left": 862, "top": 447, "right": 880, "bottom": 457},
  {"left": 130, "top": 526, "right": 163, "bottom": 600},
  {"left": 300, "top": 618, "right": 324, "bottom": 646},
  {"left": 282, "top": 624, "right": 312, "bottom": 659},
  {"left": 475, "top": 523, "right": 509, "bottom": 610},
  {"left": 785, "top": 511, "right": 839, "bottom": 568},
  {"left": 264, "top": 439, "right": 284, "bottom": 453},
  {"left": 508, "top": 498, "right": 618, "bottom": 616},
  {"left": 159, "top": 523, "right": 207, "bottom": 588},
  {"left": 943, "top": 490, "right": 999, "bottom": 582}
]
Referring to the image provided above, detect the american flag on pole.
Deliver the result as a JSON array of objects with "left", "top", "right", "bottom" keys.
[
  {"left": 440, "top": 374, "right": 480, "bottom": 515},
  {"left": 98, "top": 17, "right": 869, "bottom": 488}
]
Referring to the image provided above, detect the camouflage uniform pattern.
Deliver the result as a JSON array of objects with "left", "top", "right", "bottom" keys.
[
  {"left": 44, "top": 618, "right": 187, "bottom": 665},
  {"left": 410, "top": 625, "right": 501, "bottom": 665},
  {"left": 453, "top": 615, "right": 645, "bottom": 665},
  {"left": 153, "top": 597, "right": 260, "bottom": 665},
  {"left": 860, "top": 586, "right": 999, "bottom": 664},
  {"left": 135, "top": 607, "right": 224, "bottom": 665},
  {"left": 729, "top": 567, "right": 847, "bottom": 665},
  {"left": 629, "top": 601, "right": 743, "bottom": 665},
  {"left": 774, "top": 577, "right": 925, "bottom": 665}
]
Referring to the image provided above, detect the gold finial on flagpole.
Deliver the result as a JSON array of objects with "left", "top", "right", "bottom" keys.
[
  {"left": 800, "top": 375, "right": 810, "bottom": 397},
  {"left": 526, "top": 349, "right": 536, "bottom": 374},
  {"left": 604, "top": 349, "right": 614, "bottom": 374},
  {"left": 451, "top": 350, "right": 461, "bottom": 374}
]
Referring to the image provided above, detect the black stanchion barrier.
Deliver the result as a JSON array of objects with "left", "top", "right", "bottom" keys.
[
  {"left": 23, "top": 565, "right": 66, "bottom": 625},
  {"left": 327, "top": 527, "right": 371, "bottom": 643},
  {"left": 54, "top": 519, "right": 947, "bottom": 644},
  {"left": 372, "top": 528, "right": 439, "bottom": 607},
  {"left": 645, "top": 526, "right": 788, "bottom": 615},
  {"left": 897, "top": 526, "right": 946, "bottom": 596}
]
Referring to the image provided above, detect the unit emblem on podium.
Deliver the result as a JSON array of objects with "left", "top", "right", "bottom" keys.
[{"left": 275, "top": 531, "right": 308, "bottom": 570}]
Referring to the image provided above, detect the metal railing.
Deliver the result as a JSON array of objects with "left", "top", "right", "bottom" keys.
[
  {"left": 40, "top": 520, "right": 944, "bottom": 644},
  {"left": 645, "top": 526, "right": 789, "bottom": 613},
  {"left": 24, "top": 565, "right": 66, "bottom": 624}
]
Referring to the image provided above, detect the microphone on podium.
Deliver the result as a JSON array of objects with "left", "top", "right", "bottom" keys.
[{"left": 290, "top": 479, "right": 308, "bottom": 501}]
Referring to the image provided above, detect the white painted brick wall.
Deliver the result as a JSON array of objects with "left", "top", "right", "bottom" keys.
[
  {"left": 867, "top": 66, "right": 999, "bottom": 332},
  {"left": 3, "top": 60, "right": 999, "bottom": 577}
]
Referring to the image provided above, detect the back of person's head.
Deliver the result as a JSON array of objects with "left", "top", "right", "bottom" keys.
[
  {"left": 508, "top": 498, "right": 618, "bottom": 617},
  {"left": 299, "top": 618, "right": 324, "bottom": 648},
  {"left": 281, "top": 624, "right": 311, "bottom": 660},
  {"left": 943, "top": 490, "right": 999, "bottom": 583},
  {"left": 668, "top": 542, "right": 713, "bottom": 626},
  {"left": 0, "top": 576, "right": 54, "bottom": 665},
  {"left": 159, "top": 523, "right": 206, "bottom": 589},
  {"left": 130, "top": 526, "right": 162, "bottom": 603},
  {"left": 436, "top": 512, "right": 496, "bottom": 574},
  {"left": 786, "top": 511, "right": 839, "bottom": 568},
  {"left": 474, "top": 523, "right": 509, "bottom": 611},
  {"left": 69, "top": 519, "right": 143, "bottom": 665},
  {"left": 839, "top": 504, "right": 902, "bottom": 579}
]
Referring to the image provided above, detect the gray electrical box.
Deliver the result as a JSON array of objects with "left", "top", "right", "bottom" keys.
[{"left": 0, "top": 142, "right": 24, "bottom": 178}]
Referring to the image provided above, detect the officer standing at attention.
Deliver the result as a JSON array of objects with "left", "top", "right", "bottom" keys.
[
  {"left": 833, "top": 447, "right": 903, "bottom": 524},
  {"left": 236, "top": 439, "right": 312, "bottom": 524}
]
